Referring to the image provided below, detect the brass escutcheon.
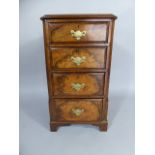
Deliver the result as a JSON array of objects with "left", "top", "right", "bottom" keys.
[
  {"left": 72, "top": 108, "right": 84, "bottom": 116},
  {"left": 71, "top": 56, "right": 86, "bottom": 66},
  {"left": 70, "top": 30, "right": 87, "bottom": 40},
  {"left": 71, "top": 83, "right": 85, "bottom": 91}
]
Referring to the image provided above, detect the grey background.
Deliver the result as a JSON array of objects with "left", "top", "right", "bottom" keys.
[{"left": 20, "top": 0, "right": 135, "bottom": 155}]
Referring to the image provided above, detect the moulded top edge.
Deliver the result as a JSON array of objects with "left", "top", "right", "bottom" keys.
[{"left": 40, "top": 14, "right": 117, "bottom": 21}]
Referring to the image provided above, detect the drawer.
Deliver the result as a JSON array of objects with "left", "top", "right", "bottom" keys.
[
  {"left": 48, "top": 22, "right": 109, "bottom": 43},
  {"left": 53, "top": 99, "right": 102, "bottom": 121},
  {"left": 50, "top": 47, "right": 107, "bottom": 69},
  {"left": 52, "top": 73, "right": 105, "bottom": 96}
]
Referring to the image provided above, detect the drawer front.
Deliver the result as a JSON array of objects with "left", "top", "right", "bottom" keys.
[
  {"left": 50, "top": 47, "right": 107, "bottom": 69},
  {"left": 53, "top": 99, "right": 102, "bottom": 121},
  {"left": 48, "top": 22, "right": 109, "bottom": 43},
  {"left": 52, "top": 73, "right": 104, "bottom": 96}
]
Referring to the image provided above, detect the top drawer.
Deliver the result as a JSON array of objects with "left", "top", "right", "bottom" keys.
[{"left": 48, "top": 22, "right": 110, "bottom": 43}]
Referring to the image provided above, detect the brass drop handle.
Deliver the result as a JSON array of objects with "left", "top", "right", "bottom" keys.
[
  {"left": 71, "top": 56, "right": 86, "bottom": 66},
  {"left": 71, "top": 83, "right": 85, "bottom": 91},
  {"left": 70, "top": 30, "right": 87, "bottom": 40},
  {"left": 72, "top": 108, "right": 84, "bottom": 116}
]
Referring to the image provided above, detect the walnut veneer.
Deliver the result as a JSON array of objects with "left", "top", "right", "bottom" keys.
[{"left": 40, "top": 14, "right": 117, "bottom": 131}]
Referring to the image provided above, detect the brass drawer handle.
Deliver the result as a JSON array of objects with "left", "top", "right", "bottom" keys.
[
  {"left": 71, "top": 83, "right": 85, "bottom": 91},
  {"left": 72, "top": 108, "right": 84, "bottom": 116},
  {"left": 70, "top": 30, "right": 87, "bottom": 40},
  {"left": 71, "top": 56, "right": 86, "bottom": 66}
]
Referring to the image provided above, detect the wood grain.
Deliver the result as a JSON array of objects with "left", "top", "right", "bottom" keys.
[
  {"left": 48, "top": 22, "right": 109, "bottom": 43},
  {"left": 50, "top": 47, "right": 107, "bottom": 69},
  {"left": 53, "top": 99, "right": 102, "bottom": 121},
  {"left": 52, "top": 73, "right": 105, "bottom": 96},
  {"left": 41, "top": 14, "right": 117, "bottom": 131}
]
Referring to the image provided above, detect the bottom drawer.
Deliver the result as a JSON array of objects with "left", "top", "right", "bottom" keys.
[{"left": 52, "top": 99, "right": 102, "bottom": 122}]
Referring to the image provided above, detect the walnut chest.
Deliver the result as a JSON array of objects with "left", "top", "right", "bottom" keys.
[{"left": 40, "top": 14, "right": 117, "bottom": 131}]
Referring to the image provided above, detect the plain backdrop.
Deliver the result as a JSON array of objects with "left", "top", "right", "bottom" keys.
[{"left": 20, "top": 0, "right": 135, "bottom": 155}]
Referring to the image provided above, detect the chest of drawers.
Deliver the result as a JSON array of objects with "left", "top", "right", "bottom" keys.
[{"left": 40, "top": 14, "right": 117, "bottom": 131}]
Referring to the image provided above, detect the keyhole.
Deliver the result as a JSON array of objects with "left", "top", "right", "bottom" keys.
[{"left": 76, "top": 48, "right": 79, "bottom": 53}]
